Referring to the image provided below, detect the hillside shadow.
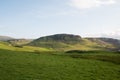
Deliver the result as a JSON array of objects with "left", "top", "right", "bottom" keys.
[{"left": 65, "top": 50, "right": 120, "bottom": 64}]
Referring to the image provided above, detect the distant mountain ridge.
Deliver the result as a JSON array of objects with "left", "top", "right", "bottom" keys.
[
  {"left": 0, "top": 36, "right": 14, "bottom": 41},
  {"left": 0, "top": 34, "right": 120, "bottom": 51},
  {"left": 34, "top": 34, "right": 82, "bottom": 42},
  {"left": 8, "top": 39, "right": 33, "bottom": 46},
  {"left": 0, "top": 35, "right": 33, "bottom": 46},
  {"left": 28, "top": 34, "right": 82, "bottom": 49},
  {"left": 86, "top": 38, "right": 120, "bottom": 47},
  {"left": 28, "top": 34, "right": 120, "bottom": 51}
]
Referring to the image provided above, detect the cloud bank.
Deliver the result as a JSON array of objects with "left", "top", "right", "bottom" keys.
[
  {"left": 101, "top": 30, "right": 120, "bottom": 39},
  {"left": 69, "top": 0, "right": 116, "bottom": 9}
]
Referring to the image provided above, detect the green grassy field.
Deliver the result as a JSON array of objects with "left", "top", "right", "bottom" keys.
[
  {"left": 0, "top": 41, "right": 52, "bottom": 52},
  {"left": 0, "top": 49, "right": 120, "bottom": 80}
]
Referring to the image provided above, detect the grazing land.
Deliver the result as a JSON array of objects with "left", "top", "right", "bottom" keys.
[
  {"left": 0, "top": 49, "right": 120, "bottom": 80},
  {"left": 0, "top": 0, "right": 120, "bottom": 79},
  {"left": 0, "top": 34, "right": 120, "bottom": 80}
]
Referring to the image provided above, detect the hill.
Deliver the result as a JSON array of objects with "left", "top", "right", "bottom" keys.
[
  {"left": 86, "top": 38, "right": 120, "bottom": 51},
  {"left": 28, "top": 34, "right": 82, "bottom": 49},
  {"left": 33, "top": 34, "right": 82, "bottom": 42},
  {"left": 8, "top": 39, "right": 33, "bottom": 46},
  {"left": 0, "top": 34, "right": 119, "bottom": 51},
  {"left": 28, "top": 34, "right": 120, "bottom": 51},
  {"left": 0, "top": 36, "right": 14, "bottom": 41},
  {"left": 0, "top": 41, "right": 52, "bottom": 52}
]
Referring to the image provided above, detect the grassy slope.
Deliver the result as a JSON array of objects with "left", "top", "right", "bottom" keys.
[
  {"left": 28, "top": 34, "right": 117, "bottom": 51},
  {"left": 0, "top": 49, "right": 120, "bottom": 80},
  {"left": 29, "top": 38, "right": 115, "bottom": 51},
  {"left": 0, "top": 41, "right": 52, "bottom": 52},
  {"left": 8, "top": 39, "right": 33, "bottom": 45},
  {"left": 0, "top": 41, "right": 120, "bottom": 80},
  {"left": 62, "top": 39, "right": 115, "bottom": 51}
]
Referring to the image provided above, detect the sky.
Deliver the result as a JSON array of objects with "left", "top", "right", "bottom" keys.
[{"left": 0, "top": 0, "right": 120, "bottom": 39}]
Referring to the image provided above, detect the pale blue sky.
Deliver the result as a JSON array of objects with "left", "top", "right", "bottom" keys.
[{"left": 0, "top": 0, "right": 120, "bottom": 38}]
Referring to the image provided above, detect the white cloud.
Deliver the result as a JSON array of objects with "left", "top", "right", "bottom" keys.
[
  {"left": 101, "top": 30, "right": 120, "bottom": 39},
  {"left": 69, "top": 0, "right": 116, "bottom": 9}
]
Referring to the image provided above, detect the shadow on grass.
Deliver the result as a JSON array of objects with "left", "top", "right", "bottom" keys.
[{"left": 65, "top": 50, "right": 120, "bottom": 64}]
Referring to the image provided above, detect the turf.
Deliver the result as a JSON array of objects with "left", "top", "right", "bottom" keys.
[
  {"left": 0, "top": 49, "right": 120, "bottom": 80},
  {"left": 0, "top": 41, "right": 52, "bottom": 52}
]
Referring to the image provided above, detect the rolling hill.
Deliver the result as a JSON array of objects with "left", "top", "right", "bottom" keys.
[
  {"left": 86, "top": 38, "right": 120, "bottom": 50},
  {"left": 0, "top": 36, "right": 14, "bottom": 41},
  {"left": 28, "top": 34, "right": 83, "bottom": 50},
  {"left": 8, "top": 39, "right": 33, "bottom": 46},
  {"left": 28, "top": 34, "right": 120, "bottom": 51},
  {"left": 0, "top": 34, "right": 120, "bottom": 51},
  {"left": 0, "top": 41, "right": 52, "bottom": 52}
]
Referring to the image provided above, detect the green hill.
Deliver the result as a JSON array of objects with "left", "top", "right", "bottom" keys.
[
  {"left": 29, "top": 34, "right": 82, "bottom": 50},
  {"left": 8, "top": 39, "right": 33, "bottom": 46},
  {"left": 31, "top": 34, "right": 82, "bottom": 43},
  {"left": 28, "top": 34, "right": 119, "bottom": 51},
  {"left": 0, "top": 41, "right": 52, "bottom": 52},
  {"left": 0, "top": 34, "right": 120, "bottom": 51},
  {"left": 86, "top": 38, "right": 120, "bottom": 51}
]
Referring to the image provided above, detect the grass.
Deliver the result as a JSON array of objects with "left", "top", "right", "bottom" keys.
[
  {"left": 28, "top": 38, "right": 116, "bottom": 51},
  {"left": 0, "top": 49, "right": 120, "bottom": 80},
  {"left": 66, "top": 50, "right": 120, "bottom": 64},
  {"left": 0, "top": 41, "right": 52, "bottom": 52}
]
